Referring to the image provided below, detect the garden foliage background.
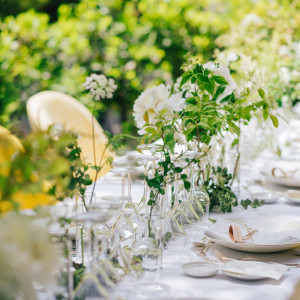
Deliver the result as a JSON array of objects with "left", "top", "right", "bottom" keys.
[{"left": 0, "top": 0, "right": 299, "bottom": 136}]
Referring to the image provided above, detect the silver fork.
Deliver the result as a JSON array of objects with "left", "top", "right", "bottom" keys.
[{"left": 213, "top": 249, "right": 300, "bottom": 268}]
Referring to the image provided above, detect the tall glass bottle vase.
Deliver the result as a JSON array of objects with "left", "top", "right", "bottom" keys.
[
  {"left": 134, "top": 215, "right": 169, "bottom": 295},
  {"left": 134, "top": 189, "right": 170, "bottom": 295}
]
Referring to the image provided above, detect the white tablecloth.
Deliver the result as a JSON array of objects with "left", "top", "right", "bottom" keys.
[{"left": 92, "top": 177, "right": 300, "bottom": 300}]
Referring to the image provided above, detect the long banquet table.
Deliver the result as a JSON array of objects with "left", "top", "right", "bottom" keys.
[{"left": 93, "top": 176, "right": 300, "bottom": 300}]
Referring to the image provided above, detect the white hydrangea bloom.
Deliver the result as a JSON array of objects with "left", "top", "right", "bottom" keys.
[
  {"left": 133, "top": 84, "right": 185, "bottom": 131},
  {"left": 83, "top": 73, "right": 117, "bottom": 101}
]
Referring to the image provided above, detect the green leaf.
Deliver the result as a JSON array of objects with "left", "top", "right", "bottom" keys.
[
  {"left": 204, "top": 82, "right": 214, "bottom": 95},
  {"left": 270, "top": 114, "right": 279, "bottom": 128},
  {"left": 181, "top": 174, "right": 187, "bottom": 180},
  {"left": 180, "top": 72, "right": 193, "bottom": 87},
  {"left": 212, "top": 85, "right": 226, "bottom": 101},
  {"left": 258, "top": 88, "right": 265, "bottom": 99},
  {"left": 145, "top": 127, "right": 157, "bottom": 135},
  {"left": 184, "top": 180, "right": 191, "bottom": 190},
  {"left": 212, "top": 75, "right": 228, "bottom": 85},
  {"left": 196, "top": 74, "right": 209, "bottom": 83},
  {"left": 204, "top": 69, "right": 211, "bottom": 75},
  {"left": 231, "top": 138, "right": 239, "bottom": 147},
  {"left": 197, "top": 122, "right": 210, "bottom": 129},
  {"left": 174, "top": 167, "right": 183, "bottom": 173},
  {"left": 90, "top": 165, "right": 101, "bottom": 172},
  {"left": 263, "top": 109, "right": 269, "bottom": 120},
  {"left": 185, "top": 97, "right": 197, "bottom": 105}
]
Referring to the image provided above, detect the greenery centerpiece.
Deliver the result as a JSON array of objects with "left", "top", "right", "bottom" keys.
[{"left": 133, "top": 58, "right": 278, "bottom": 220}]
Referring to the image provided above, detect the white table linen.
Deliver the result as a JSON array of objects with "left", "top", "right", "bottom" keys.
[{"left": 91, "top": 177, "right": 300, "bottom": 300}]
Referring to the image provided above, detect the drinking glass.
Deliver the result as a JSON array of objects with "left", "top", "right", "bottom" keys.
[
  {"left": 110, "top": 167, "right": 129, "bottom": 197},
  {"left": 73, "top": 211, "right": 110, "bottom": 300},
  {"left": 134, "top": 215, "right": 169, "bottom": 295}
]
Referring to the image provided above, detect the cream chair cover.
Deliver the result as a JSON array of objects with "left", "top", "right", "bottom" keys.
[{"left": 27, "top": 91, "right": 115, "bottom": 179}]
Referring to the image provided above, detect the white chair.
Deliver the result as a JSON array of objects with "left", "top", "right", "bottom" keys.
[{"left": 27, "top": 91, "right": 115, "bottom": 179}]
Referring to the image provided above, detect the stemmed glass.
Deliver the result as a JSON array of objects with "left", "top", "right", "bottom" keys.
[
  {"left": 110, "top": 167, "right": 130, "bottom": 197},
  {"left": 113, "top": 159, "right": 139, "bottom": 199},
  {"left": 73, "top": 211, "right": 111, "bottom": 300},
  {"left": 88, "top": 197, "right": 124, "bottom": 289}
]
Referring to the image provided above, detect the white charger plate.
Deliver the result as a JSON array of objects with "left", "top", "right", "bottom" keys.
[
  {"left": 262, "top": 174, "right": 300, "bottom": 187},
  {"left": 204, "top": 216, "right": 300, "bottom": 253},
  {"left": 284, "top": 190, "right": 300, "bottom": 205},
  {"left": 204, "top": 235, "right": 300, "bottom": 253}
]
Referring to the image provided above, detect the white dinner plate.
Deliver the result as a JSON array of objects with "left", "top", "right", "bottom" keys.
[
  {"left": 204, "top": 216, "right": 300, "bottom": 253},
  {"left": 262, "top": 174, "right": 300, "bottom": 187},
  {"left": 285, "top": 190, "right": 300, "bottom": 205},
  {"left": 204, "top": 236, "right": 300, "bottom": 253},
  {"left": 286, "top": 198, "right": 300, "bottom": 205}
]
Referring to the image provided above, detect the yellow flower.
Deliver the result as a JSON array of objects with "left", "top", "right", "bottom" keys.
[
  {"left": 11, "top": 191, "right": 56, "bottom": 211},
  {"left": 0, "top": 126, "right": 24, "bottom": 178},
  {"left": 0, "top": 201, "right": 14, "bottom": 214}
]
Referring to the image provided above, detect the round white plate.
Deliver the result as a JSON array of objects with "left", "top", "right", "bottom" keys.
[
  {"left": 204, "top": 235, "right": 300, "bottom": 253},
  {"left": 262, "top": 174, "right": 300, "bottom": 187},
  {"left": 222, "top": 270, "right": 266, "bottom": 281},
  {"left": 182, "top": 262, "right": 218, "bottom": 278},
  {"left": 250, "top": 192, "right": 279, "bottom": 204},
  {"left": 204, "top": 216, "right": 300, "bottom": 253},
  {"left": 286, "top": 198, "right": 300, "bottom": 205},
  {"left": 285, "top": 190, "right": 300, "bottom": 205}
]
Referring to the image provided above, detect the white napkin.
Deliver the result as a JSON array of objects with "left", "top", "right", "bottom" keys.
[
  {"left": 205, "top": 220, "right": 300, "bottom": 245},
  {"left": 220, "top": 260, "right": 289, "bottom": 280}
]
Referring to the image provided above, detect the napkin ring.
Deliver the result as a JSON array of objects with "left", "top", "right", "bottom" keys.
[
  {"left": 229, "top": 224, "right": 258, "bottom": 243},
  {"left": 272, "top": 167, "right": 299, "bottom": 178}
]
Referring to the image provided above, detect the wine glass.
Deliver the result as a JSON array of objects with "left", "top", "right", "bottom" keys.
[
  {"left": 110, "top": 167, "right": 129, "bottom": 197},
  {"left": 113, "top": 159, "right": 139, "bottom": 199},
  {"left": 88, "top": 197, "right": 124, "bottom": 289}
]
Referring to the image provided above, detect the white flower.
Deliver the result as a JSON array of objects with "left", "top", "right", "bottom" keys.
[
  {"left": 83, "top": 73, "right": 117, "bottom": 101},
  {"left": 0, "top": 215, "right": 61, "bottom": 300},
  {"left": 278, "top": 45, "right": 290, "bottom": 56},
  {"left": 203, "top": 61, "right": 237, "bottom": 100},
  {"left": 279, "top": 67, "right": 291, "bottom": 84},
  {"left": 174, "top": 132, "right": 187, "bottom": 145},
  {"left": 133, "top": 84, "right": 185, "bottom": 131},
  {"left": 241, "top": 13, "right": 263, "bottom": 27}
]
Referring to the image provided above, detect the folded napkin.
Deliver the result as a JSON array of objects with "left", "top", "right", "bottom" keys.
[
  {"left": 220, "top": 260, "right": 289, "bottom": 280},
  {"left": 205, "top": 220, "right": 300, "bottom": 245}
]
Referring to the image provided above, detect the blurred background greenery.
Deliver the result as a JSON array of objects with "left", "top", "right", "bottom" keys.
[{"left": 0, "top": 0, "right": 299, "bottom": 136}]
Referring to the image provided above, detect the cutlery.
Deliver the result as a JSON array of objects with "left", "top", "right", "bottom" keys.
[{"left": 213, "top": 249, "right": 300, "bottom": 268}]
